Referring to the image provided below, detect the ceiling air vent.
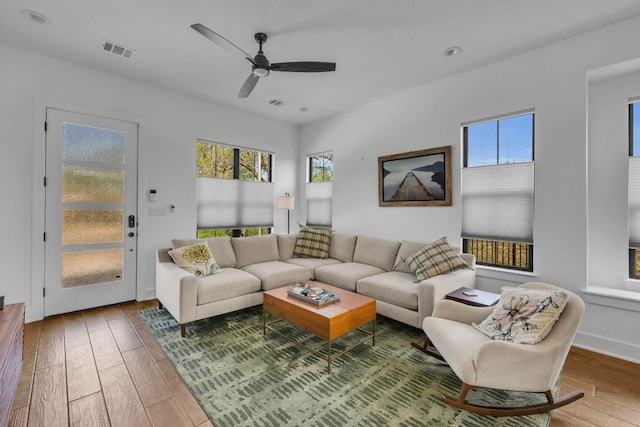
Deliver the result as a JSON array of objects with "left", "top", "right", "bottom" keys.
[
  {"left": 102, "top": 40, "right": 135, "bottom": 59},
  {"left": 268, "top": 99, "right": 285, "bottom": 107}
]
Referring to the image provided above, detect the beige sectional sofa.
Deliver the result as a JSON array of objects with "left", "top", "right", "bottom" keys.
[{"left": 156, "top": 233, "right": 476, "bottom": 336}]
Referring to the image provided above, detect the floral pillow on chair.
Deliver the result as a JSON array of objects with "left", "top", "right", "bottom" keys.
[{"left": 473, "top": 287, "right": 569, "bottom": 344}]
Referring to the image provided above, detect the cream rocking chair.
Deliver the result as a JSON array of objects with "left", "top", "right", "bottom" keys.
[{"left": 412, "top": 282, "right": 585, "bottom": 417}]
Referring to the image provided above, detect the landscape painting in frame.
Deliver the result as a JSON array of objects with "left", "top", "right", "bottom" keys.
[{"left": 378, "top": 145, "right": 452, "bottom": 206}]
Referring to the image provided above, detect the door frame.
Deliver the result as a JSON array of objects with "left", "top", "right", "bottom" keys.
[{"left": 31, "top": 98, "right": 147, "bottom": 322}]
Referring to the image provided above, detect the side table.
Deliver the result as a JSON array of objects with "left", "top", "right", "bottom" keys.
[
  {"left": 410, "top": 287, "right": 499, "bottom": 358},
  {"left": 445, "top": 287, "right": 500, "bottom": 307}
]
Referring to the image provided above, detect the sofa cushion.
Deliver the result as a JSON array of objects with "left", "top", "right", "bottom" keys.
[
  {"left": 328, "top": 233, "right": 357, "bottom": 263},
  {"left": 231, "top": 234, "right": 280, "bottom": 268},
  {"left": 356, "top": 271, "right": 419, "bottom": 310},
  {"left": 315, "top": 262, "right": 385, "bottom": 291},
  {"left": 207, "top": 236, "right": 236, "bottom": 268},
  {"left": 196, "top": 268, "right": 261, "bottom": 305},
  {"left": 241, "top": 261, "right": 312, "bottom": 291},
  {"left": 285, "top": 258, "right": 342, "bottom": 279},
  {"left": 352, "top": 235, "right": 400, "bottom": 271},
  {"left": 171, "top": 237, "right": 236, "bottom": 268},
  {"left": 293, "top": 226, "right": 332, "bottom": 258},
  {"left": 393, "top": 240, "right": 428, "bottom": 273},
  {"left": 473, "top": 287, "right": 569, "bottom": 344},
  {"left": 404, "top": 237, "right": 468, "bottom": 281},
  {"left": 168, "top": 244, "right": 220, "bottom": 277},
  {"left": 277, "top": 234, "right": 297, "bottom": 260}
]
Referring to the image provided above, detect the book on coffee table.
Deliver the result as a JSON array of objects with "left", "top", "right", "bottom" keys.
[{"left": 287, "top": 287, "right": 340, "bottom": 306}]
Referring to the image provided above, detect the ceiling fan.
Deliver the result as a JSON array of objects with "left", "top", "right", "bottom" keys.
[{"left": 191, "top": 23, "right": 336, "bottom": 98}]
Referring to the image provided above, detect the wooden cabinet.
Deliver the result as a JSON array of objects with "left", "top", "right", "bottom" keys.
[{"left": 0, "top": 303, "right": 24, "bottom": 427}]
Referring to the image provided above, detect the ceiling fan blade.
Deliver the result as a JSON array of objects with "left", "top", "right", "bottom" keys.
[
  {"left": 191, "top": 23, "right": 255, "bottom": 64},
  {"left": 270, "top": 62, "right": 336, "bottom": 72},
  {"left": 238, "top": 73, "right": 260, "bottom": 98}
]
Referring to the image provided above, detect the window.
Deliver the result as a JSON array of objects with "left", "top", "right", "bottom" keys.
[
  {"left": 461, "top": 112, "right": 534, "bottom": 272},
  {"left": 307, "top": 152, "right": 333, "bottom": 227},
  {"left": 196, "top": 140, "right": 273, "bottom": 238},
  {"left": 629, "top": 101, "right": 640, "bottom": 277}
]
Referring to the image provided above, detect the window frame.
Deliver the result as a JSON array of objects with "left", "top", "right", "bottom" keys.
[
  {"left": 196, "top": 140, "right": 273, "bottom": 238},
  {"left": 308, "top": 151, "right": 333, "bottom": 183},
  {"left": 306, "top": 151, "right": 333, "bottom": 227},
  {"left": 629, "top": 101, "right": 640, "bottom": 278},
  {"left": 461, "top": 111, "right": 535, "bottom": 272}
]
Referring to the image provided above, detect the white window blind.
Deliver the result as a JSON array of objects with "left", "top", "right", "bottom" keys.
[
  {"left": 461, "top": 162, "right": 534, "bottom": 244},
  {"left": 197, "top": 178, "right": 273, "bottom": 229},
  {"left": 306, "top": 182, "right": 332, "bottom": 227},
  {"left": 629, "top": 157, "right": 640, "bottom": 247}
]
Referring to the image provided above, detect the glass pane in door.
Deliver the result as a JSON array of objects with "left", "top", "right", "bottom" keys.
[
  {"left": 63, "top": 166, "right": 124, "bottom": 203},
  {"left": 63, "top": 123, "right": 125, "bottom": 164},
  {"left": 60, "top": 121, "right": 127, "bottom": 288},
  {"left": 62, "top": 209, "right": 124, "bottom": 245},
  {"left": 62, "top": 248, "right": 123, "bottom": 288}
]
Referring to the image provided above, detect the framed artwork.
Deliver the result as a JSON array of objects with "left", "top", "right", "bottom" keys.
[{"left": 378, "top": 145, "right": 452, "bottom": 207}]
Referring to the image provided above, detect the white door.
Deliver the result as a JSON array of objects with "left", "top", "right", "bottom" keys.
[{"left": 44, "top": 108, "right": 138, "bottom": 316}]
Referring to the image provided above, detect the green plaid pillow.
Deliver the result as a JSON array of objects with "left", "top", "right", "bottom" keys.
[
  {"left": 403, "top": 237, "right": 468, "bottom": 281},
  {"left": 293, "top": 226, "right": 332, "bottom": 258}
]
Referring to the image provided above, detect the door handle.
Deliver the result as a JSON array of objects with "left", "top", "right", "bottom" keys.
[
  {"left": 128, "top": 232, "right": 135, "bottom": 238},
  {"left": 128, "top": 215, "right": 135, "bottom": 228}
]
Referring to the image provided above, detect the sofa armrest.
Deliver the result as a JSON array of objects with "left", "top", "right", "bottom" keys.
[
  {"left": 417, "top": 267, "right": 476, "bottom": 325},
  {"left": 156, "top": 248, "right": 197, "bottom": 324},
  {"left": 460, "top": 253, "right": 476, "bottom": 269}
]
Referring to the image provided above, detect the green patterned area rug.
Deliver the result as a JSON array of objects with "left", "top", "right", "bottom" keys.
[{"left": 138, "top": 306, "right": 552, "bottom": 427}]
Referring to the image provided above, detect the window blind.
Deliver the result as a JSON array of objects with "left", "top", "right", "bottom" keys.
[
  {"left": 306, "top": 182, "right": 332, "bottom": 227},
  {"left": 629, "top": 157, "right": 640, "bottom": 247},
  {"left": 197, "top": 177, "right": 273, "bottom": 229},
  {"left": 461, "top": 162, "right": 534, "bottom": 244}
]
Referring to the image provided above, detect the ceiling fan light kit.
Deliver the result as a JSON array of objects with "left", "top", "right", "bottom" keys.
[{"left": 191, "top": 24, "right": 336, "bottom": 98}]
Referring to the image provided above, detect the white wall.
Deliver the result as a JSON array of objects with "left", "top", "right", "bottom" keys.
[
  {"left": 300, "top": 16, "right": 640, "bottom": 362},
  {"left": 0, "top": 42, "right": 299, "bottom": 323},
  {"left": 588, "top": 69, "right": 640, "bottom": 287}
]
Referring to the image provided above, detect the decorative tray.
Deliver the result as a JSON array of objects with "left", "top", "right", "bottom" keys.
[{"left": 287, "top": 283, "right": 340, "bottom": 306}]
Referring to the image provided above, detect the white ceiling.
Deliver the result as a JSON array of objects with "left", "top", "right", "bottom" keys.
[{"left": 2, "top": 0, "right": 640, "bottom": 125}]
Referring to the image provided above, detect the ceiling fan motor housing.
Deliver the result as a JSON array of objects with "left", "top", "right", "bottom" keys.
[{"left": 252, "top": 51, "right": 270, "bottom": 77}]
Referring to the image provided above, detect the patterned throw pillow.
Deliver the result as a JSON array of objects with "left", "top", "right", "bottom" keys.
[
  {"left": 293, "top": 226, "right": 332, "bottom": 258},
  {"left": 473, "top": 287, "right": 569, "bottom": 344},
  {"left": 168, "top": 244, "right": 220, "bottom": 277},
  {"left": 402, "top": 237, "right": 468, "bottom": 281}
]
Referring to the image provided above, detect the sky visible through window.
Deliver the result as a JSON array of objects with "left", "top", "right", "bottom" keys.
[
  {"left": 467, "top": 114, "right": 533, "bottom": 166},
  {"left": 633, "top": 102, "right": 640, "bottom": 156}
]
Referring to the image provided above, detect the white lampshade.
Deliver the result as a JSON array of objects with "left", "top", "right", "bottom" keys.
[{"left": 277, "top": 194, "right": 295, "bottom": 210}]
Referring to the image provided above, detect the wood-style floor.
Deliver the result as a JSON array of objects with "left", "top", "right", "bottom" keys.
[{"left": 8, "top": 300, "right": 640, "bottom": 427}]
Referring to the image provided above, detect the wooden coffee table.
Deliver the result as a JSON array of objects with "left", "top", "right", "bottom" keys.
[{"left": 263, "top": 281, "right": 376, "bottom": 373}]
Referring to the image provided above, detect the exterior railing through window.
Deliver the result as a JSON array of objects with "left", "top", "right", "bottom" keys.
[{"left": 463, "top": 239, "right": 532, "bottom": 271}]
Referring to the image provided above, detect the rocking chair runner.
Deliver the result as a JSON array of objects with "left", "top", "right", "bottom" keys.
[{"left": 413, "top": 282, "right": 585, "bottom": 417}]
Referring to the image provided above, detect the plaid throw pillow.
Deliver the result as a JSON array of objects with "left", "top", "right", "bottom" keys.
[
  {"left": 293, "top": 226, "right": 332, "bottom": 258},
  {"left": 403, "top": 237, "right": 468, "bottom": 281}
]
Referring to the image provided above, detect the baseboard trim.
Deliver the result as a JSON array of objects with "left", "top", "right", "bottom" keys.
[{"left": 573, "top": 331, "right": 640, "bottom": 364}]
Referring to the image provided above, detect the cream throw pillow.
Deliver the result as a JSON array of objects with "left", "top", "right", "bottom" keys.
[
  {"left": 168, "top": 244, "right": 220, "bottom": 277},
  {"left": 402, "top": 237, "right": 468, "bottom": 281},
  {"left": 473, "top": 287, "right": 569, "bottom": 344}
]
